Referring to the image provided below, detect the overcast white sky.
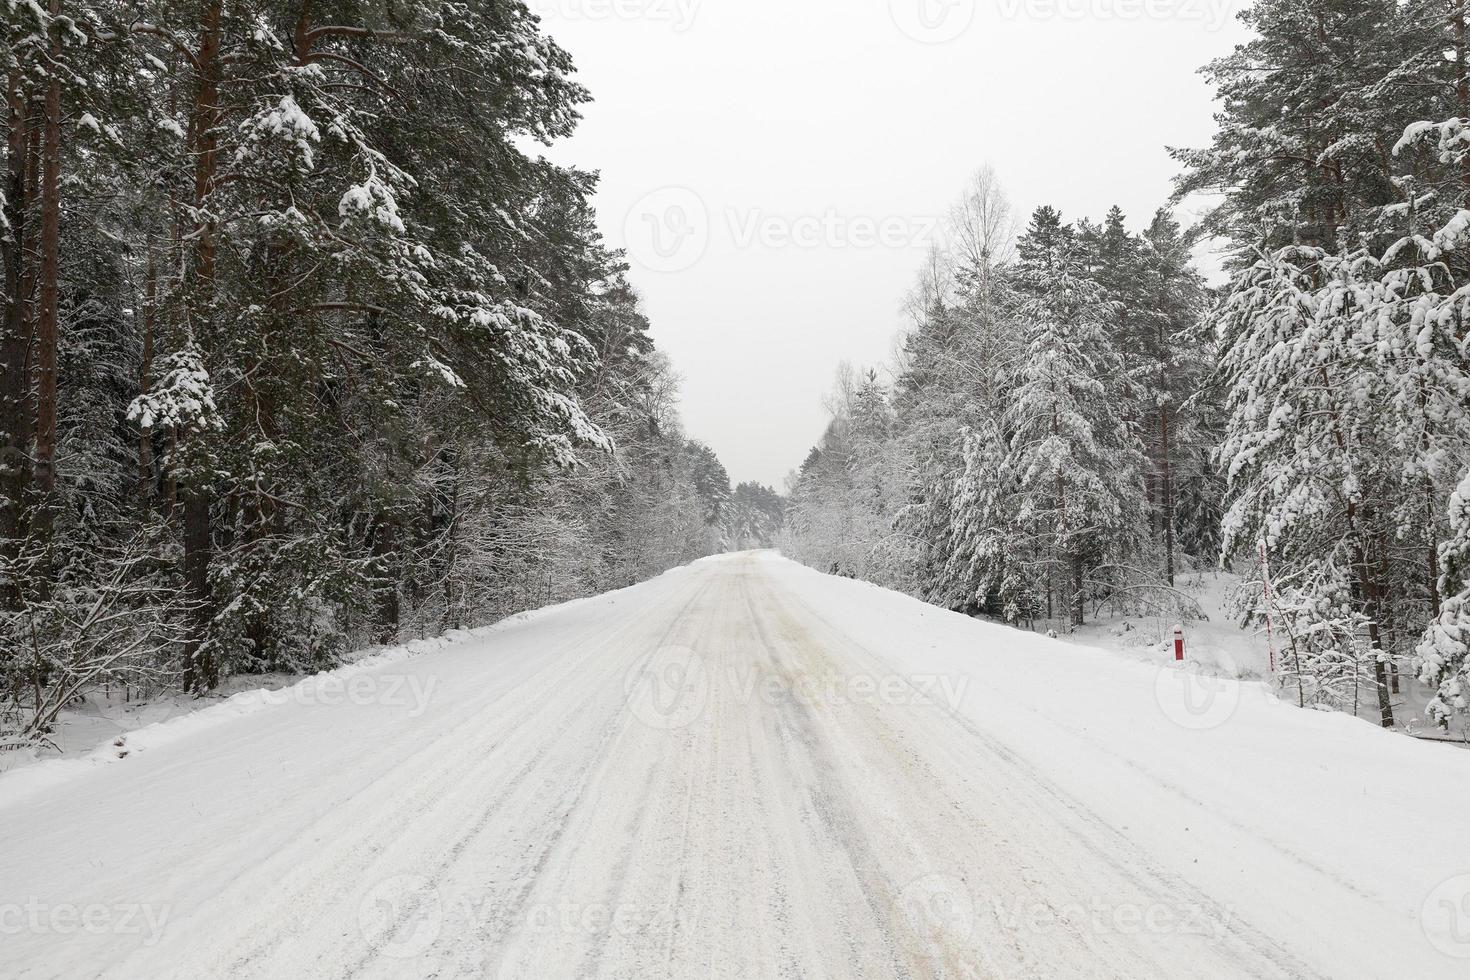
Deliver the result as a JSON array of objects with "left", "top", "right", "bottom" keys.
[{"left": 533, "top": 0, "right": 1251, "bottom": 488}]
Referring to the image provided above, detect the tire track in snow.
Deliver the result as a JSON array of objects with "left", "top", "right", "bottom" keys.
[
  {"left": 755, "top": 573, "right": 1322, "bottom": 979},
  {"left": 106, "top": 574, "right": 720, "bottom": 980},
  {"left": 488, "top": 576, "right": 726, "bottom": 979},
  {"left": 5, "top": 554, "right": 1405, "bottom": 979}
]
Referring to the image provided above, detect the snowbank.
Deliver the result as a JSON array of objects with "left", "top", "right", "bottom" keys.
[
  {"left": 761, "top": 557, "right": 1470, "bottom": 974},
  {"left": 0, "top": 587, "right": 617, "bottom": 813}
]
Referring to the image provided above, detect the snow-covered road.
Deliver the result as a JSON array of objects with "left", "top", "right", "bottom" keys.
[{"left": 4, "top": 552, "right": 1470, "bottom": 978}]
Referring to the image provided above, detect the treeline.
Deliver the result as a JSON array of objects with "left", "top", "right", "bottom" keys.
[
  {"left": 0, "top": 2, "right": 733, "bottom": 743},
  {"left": 785, "top": 173, "right": 1217, "bottom": 645},
  {"left": 1184, "top": 0, "right": 1470, "bottom": 728},
  {"left": 789, "top": 0, "right": 1470, "bottom": 730},
  {"left": 726, "top": 482, "right": 785, "bottom": 551}
]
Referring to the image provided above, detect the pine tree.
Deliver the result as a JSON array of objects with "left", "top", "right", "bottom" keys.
[
  {"left": 1004, "top": 207, "right": 1145, "bottom": 627},
  {"left": 0, "top": 0, "right": 735, "bottom": 738},
  {"left": 1171, "top": 0, "right": 1411, "bottom": 254}
]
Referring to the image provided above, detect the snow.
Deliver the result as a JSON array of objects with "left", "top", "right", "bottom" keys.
[
  {"left": 1434, "top": 209, "right": 1470, "bottom": 254},
  {"left": 126, "top": 346, "right": 221, "bottom": 436},
  {"left": 1, "top": 553, "right": 1467, "bottom": 978},
  {"left": 238, "top": 95, "right": 320, "bottom": 169},
  {"left": 1055, "top": 567, "right": 1274, "bottom": 674},
  {"left": 410, "top": 354, "right": 466, "bottom": 389},
  {"left": 0, "top": 636, "right": 457, "bottom": 811},
  {"left": 1053, "top": 567, "right": 1461, "bottom": 736},
  {"left": 339, "top": 173, "right": 407, "bottom": 233}
]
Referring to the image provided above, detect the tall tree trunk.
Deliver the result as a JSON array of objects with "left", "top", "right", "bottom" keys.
[
  {"left": 1052, "top": 396, "right": 1068, "bottom": 629},
  {"left": 373, "top": 517, "right": 400, "bottom": 644},
  {"left": 138, "top": 247, "right": 156, "bottom": 502},
  {"left": 445, "top": 458, "right": 460, "bottom": 631},
  {"left": 1160, "top": 402, "right": 1175, "bottom": 586},
  {"left": 1455, "top": 1, "right": 1470, "bottom": 208},
  {"left": 1427, "top": 490, "right": 1442, "bottom": 620},
  {"left": 1044, "top": 554, "right": 1053, "bottom": 624},
  {"left": 1155, "top": 310, "right": 1176, "bottom": 587},
  {"left": 179, "top": 1, "right": 225, "bottom": 691},
  {"left": 0, "top": 72, "right": 32, "bottom": 608},
  {"left": 1318, "top": 365, "right": 1393, "bottom": 728},
  {"left": 1072, "top": 554, "right": 1084, "bottom": 627},
  {"left": 1351, "top": 533, "right": 1394, "bottom": 729},
  {"left": 181, "top": 489, "right": 215, "bottom": 691},
  {"left": 32, "top": 1, "right": 61, "bottom": 564},
  {"left": 1367, "top": 615, "right": 1394, "bottom": 729},
  {"left": 1450, "top": 0, "right": 1470, "bottom": 279}
]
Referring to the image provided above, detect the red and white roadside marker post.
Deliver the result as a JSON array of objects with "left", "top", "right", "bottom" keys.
[{"left": 1173, "top": 626, "right": 1185, "bottom": 662}]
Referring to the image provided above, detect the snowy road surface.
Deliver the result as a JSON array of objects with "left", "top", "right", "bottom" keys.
[{"left": 4, "top": 552, "right": 1470, "bottom": 978}]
